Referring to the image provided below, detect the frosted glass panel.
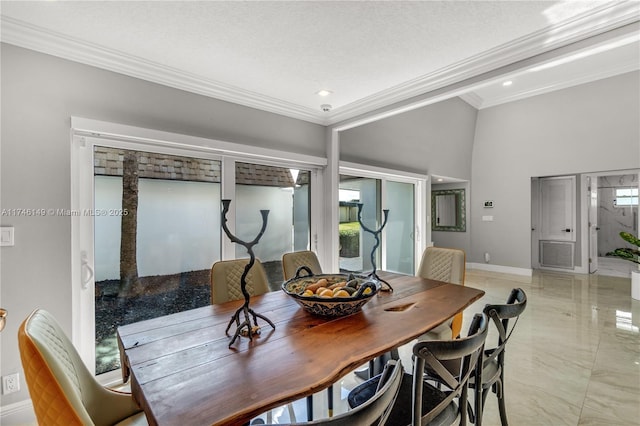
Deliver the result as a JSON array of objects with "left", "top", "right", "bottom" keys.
[
  {"left": 339, "top": 175, "right": 380, "bottom": 273},
  {"left": 385, "top": 181, "right": 415, "bottom": 275},
  {"left": 235, "top": 162, "right": 310, "bottom": 287}
]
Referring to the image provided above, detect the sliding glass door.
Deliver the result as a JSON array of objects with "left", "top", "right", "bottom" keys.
[
  {"left": 73, "top": 127, "right": 324, "bottom": 378},
  {"left": 385, "top": 180, "right": 415, "bottom": 275},
  {"left": 93, "top": 146, "right": 221, "bottom": 374},
  {"left": 338, "top": 171, "right": 418, "bottom": 276}
]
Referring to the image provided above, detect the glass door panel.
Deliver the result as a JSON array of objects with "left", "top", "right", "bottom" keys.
[
  {"left": 93, "top": 146, "right": 221, "bottom": 374},
  {"left": 385, "top": 181, "right": 415, "bottom": 274},
  {"left": 339, "top": 175, "right": 381, "bottom": 273},
  {"left": 234, "top": 162, "right": 311, "bottom": 288}
]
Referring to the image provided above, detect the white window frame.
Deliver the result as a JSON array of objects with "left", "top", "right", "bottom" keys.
[
  {"left": 338, "top": 161, "right": 428, "bottom": 274},
  {"left": 70, "top": 117, "right": 326, "bottom": 380}
]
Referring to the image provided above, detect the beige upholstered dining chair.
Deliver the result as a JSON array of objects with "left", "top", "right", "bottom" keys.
[
  {"left": 282, "top": 250, "right": 322, "bottom": 280},
  {"left": 18, "top": 309, "right": 147, "bottom": 426},
  {"left": 210, "top": 258, "right": 271, "bottom": 304},
  {"left": 417, "top": 246, "right": 466, "bottom": 340}
]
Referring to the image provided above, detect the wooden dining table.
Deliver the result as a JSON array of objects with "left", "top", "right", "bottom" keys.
[{"left": 117, "top": 271, "right": 485, "bottom": 426}]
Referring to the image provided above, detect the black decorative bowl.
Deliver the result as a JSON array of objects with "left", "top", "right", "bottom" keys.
[{"left": 282, "top": 266, "right": 380, "bottom": 317}]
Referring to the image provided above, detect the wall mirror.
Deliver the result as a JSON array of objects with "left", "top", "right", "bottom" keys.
[{"left": 432, "top": 188, "right": 466, "bottom": 232}]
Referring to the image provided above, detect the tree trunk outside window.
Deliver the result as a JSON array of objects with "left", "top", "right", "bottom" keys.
[{"left": 119, "top": 150, "right": 142, "bottom": 297}]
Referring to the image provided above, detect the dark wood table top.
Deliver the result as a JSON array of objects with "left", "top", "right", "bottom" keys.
[{"left": 117, "top": 271, "right": 484, "bottom": 426}]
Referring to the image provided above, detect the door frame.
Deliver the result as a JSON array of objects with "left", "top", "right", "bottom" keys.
[
  {"left": 586, "top": 175, "right": 598, "bottom": 274},
  {"left": 580, "top": 169, "right": 640, "bottom": 275}
]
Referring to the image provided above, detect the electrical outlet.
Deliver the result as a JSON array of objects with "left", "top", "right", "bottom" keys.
[{"left": 2, "top": 373, "right": 20, "bottom": 394}]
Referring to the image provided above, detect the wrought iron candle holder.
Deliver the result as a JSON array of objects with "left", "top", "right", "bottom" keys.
[
  {"left": 357, "top": 203, "right": 393, "bottom": 292},
  {"left": 220, "top": 199, "right": 275, "bottom": 347}
]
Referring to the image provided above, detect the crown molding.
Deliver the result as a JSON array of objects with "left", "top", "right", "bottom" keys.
[
  {"left": 478, "top": 60, "right": 640, "bottom": 109},
  {"left": 2, "top": 1, "right": 638, "bottom": 126},
  {"left": 0, "top": 16, "right": 328, "bottom": 125},
  {"left": 458, "top": 92, "right": 483, "bottom": 109},
  {"left": 326, "top": 1, "right": 640, "bottom": 124}
]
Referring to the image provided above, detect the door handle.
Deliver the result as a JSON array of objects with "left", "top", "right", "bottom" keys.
[
  {"left": 81, "top": 251, "right": 94, "bottom": 289},
  {"left": 562, "top": 229, "right": 572, "bottom": 232}
]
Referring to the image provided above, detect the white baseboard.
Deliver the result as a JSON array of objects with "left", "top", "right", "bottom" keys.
[
  {"left": 468, "top": 262, "right": 533, "bottom": 277},
  {"left": 0, "top": 399, "right": 36, "bottom": 426}
]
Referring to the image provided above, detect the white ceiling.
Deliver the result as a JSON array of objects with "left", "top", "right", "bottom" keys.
[{"left": 1, "top": 1, "right": 638, "bottom": 125}]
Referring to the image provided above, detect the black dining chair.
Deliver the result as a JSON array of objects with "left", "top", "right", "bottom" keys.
[
  {"left": 256, "top": 359, "right": 404, "bottom": 426},
  {"left": 472, "top": 287, "right": 527, "bottom": 426},
  {"left": 349, "top": 313, "right": 489, "bottom": 426}
]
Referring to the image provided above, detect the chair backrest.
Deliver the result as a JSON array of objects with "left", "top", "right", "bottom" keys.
[
  {"left": 482, "top": 288, "right": 527, "bottom": 369},
  {"left": 282, "top": 250, "right": 322, "bottom": 280},
  {"left": 286, "top": 360, "right": 403, "bottom": 426},
  {"left": 417, "top": 246, "right": 466, "bottom": 338},
  {"left": 417, "top": 246, "right": 465, "bottom": 284},
  {"left": 412, "top": 313, "right": 488, "bottom": 426},
  {"left": 18, "top": 309, "right": 140, "bottom": 426},
  {"left": 210, "top": 259, "right": 270, "bottom": 304}
]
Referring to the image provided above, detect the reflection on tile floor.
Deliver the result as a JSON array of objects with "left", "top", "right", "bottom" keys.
[{"left": 252, "top": 268, "right": 640, "bottom": 425}]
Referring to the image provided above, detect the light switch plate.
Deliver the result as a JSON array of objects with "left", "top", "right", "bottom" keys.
[
  {"left": 482, "top": 216, "right": 494, "bottom": 222},
  {"left": 1, "top": 227, "right": 15, "bottom": 246}
]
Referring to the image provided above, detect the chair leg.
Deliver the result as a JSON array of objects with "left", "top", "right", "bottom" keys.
[
  {"left": 287, "top": 403, "right": 297, "bottom": 422},
  {"left": 390, "top": 348, "right": 400, "bottom": 360},
  {"left": 496, "top": 380, "right": 508, "bottom": 426},
  {"left": 473, "top": 386, "right": 482, "bottom": 426},
  {"left": 306, "top": 395, "right": 313, "bottom": 421},
  {"left": 481, "top": 385, "right": 490, "bottom": 409},
  {"left": 328, "top": 384, "right": 334, "bottom": 417},
  {"left": 459, "top": 386, "right": 469, "bottom": 425},
  {"left": 368, "top": 350, "right": 399, "bottom": 378}
]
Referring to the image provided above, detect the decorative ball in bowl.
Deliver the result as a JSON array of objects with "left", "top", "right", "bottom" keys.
[{"left": 282, "top": 266, "right": 380, "bottom": 317}]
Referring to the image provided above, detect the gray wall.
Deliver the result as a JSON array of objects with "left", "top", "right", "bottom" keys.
[
  {"left": 339, "top": 97, "right": 478, "bottom": 179},
  {"left": 471, "top": 71, "right": 640, "bottom": 269},
  {"left": 0, "top": 44, "right": 325, "bottom": 405}
]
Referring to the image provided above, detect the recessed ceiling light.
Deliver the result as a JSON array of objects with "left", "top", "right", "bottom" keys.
[
  {"left": 436, "top": 178, "right": 444, "bottom": 182},
  {"left": 316, "top": 90, "right": 332, "bottom": 97},
  {"left": 502, "top": 81, "right": 513, "bottom": 87}
]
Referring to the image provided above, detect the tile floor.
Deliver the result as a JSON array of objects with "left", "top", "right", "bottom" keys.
[{"left": 253, "top": 268, "right": 640, "bottom": 425}]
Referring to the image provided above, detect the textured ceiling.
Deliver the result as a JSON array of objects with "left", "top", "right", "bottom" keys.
[{"left": 1, "top": 1, "right": 638, "bottom": 124}]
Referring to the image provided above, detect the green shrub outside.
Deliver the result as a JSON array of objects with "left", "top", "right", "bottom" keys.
[{"left": 339, "top": 222, "right": 360, "bottom": 258}]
